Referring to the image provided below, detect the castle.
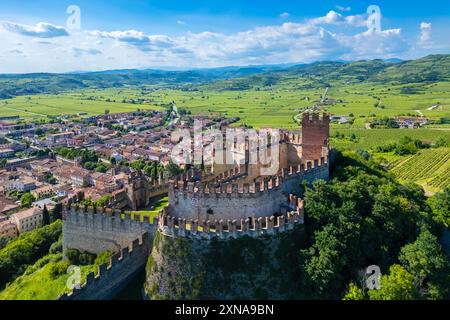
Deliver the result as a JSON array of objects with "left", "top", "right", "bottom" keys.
[{"left": 60, "top": 112, "right": 331, "bottom": 300}]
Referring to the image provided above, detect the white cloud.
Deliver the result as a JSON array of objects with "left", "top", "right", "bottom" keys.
[
  {"left": 1, "top": 21, "right": 69, "bottom": 38},
  {"left": 419, "top": 22, "right": 432, "bottom": 46},
  {"left": 72, "top": 47, "right": 102, "bottom": 57},
  {"left": 345, "top": 28, "right": 409, "bottom": 59},
  {"left": 177, "top": 20, "right": 186, "bottom": 25},
  {"left": 91, "top": 30, "right": 174, "bottom": 51},
  {"left": 0, "top": 9, "right": 416, "bottom": 73},
  {"left": 308, "top": 10, "right": 366, "bottom": 27},
  {"left": 280, "top": 12, "right": 290, "bottom": 19},
  {"left": 336, "top": 5, "right": 351, "bottom": 12}
]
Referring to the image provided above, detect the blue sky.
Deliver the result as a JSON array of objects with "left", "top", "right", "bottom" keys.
[{"left": 0, "top": 0, "right": 449, "bottom": 73}]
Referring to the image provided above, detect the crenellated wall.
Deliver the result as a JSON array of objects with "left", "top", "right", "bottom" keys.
[
  {"left": 59, "top": 233, "right": 151, "bottom": 300},
  {"left": 167, "top": 157, "right": 328, "bottom": 221},
  {"left": 62, "top": 206, "right": 158, "bottom": 254},
  {"left": 160, "top": 196, "right": 304, "bottom": 240},
  {"left": 168, "top": 178, "right": 285, "bottom": 222},
  {"left": 279, "top": 156, "right": 329, "bottom": 195},
  {"left": 62, "top": 190, "right": 304, "bottom": 252}
]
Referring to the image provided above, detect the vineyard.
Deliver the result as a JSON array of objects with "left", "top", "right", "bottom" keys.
[{"left": 390, "top": 147, "right": 450, "bottom": 193}]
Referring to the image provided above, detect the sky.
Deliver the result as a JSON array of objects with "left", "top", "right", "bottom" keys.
[{"left": 0, "top": 0, "right": 449, "bottom": 73}]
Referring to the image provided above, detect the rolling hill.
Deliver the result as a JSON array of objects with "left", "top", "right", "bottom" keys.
[{"left": 1, "top": 55, "right": 449, "bottom": 99}]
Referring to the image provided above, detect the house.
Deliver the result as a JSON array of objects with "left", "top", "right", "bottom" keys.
[
  {"left": 31, "top": 185, "right": 55, "bottom": 200},
  {"left": 10, "top": 207, "right": 43, "bottom": 233},
  {"left": 394, "top": 117, "right": 428, "bottom": 129},
  {"left": 0, "top": 220, "right": 18, "bottom": 240},
  {"left": 0, "top": 149, "right": 14, "bottom": 159},
  {"left": 69, "top": 167, "right": 92, "bottom": 187},
  {"left": 4, "top": 177, "right": 36, "bottom": 192}
]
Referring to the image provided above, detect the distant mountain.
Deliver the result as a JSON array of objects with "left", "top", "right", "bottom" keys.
[
  {"left": 0, "top": 55, "right": 448, "bottom": 99},
  {"left": 384, "top": 58, "right": 404, "bottom": 63}
]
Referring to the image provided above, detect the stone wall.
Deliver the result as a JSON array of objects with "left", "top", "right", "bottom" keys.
[
  {"left": 59, "top": 233, "right": 151, "bottom": 300},
  {"left": 62, "top": 206, "right": 157, "bottom": 254},
  {"left": 168, "top": 182, "right": 285, "bottom": 222},
  {"left": 301, "top": 113, "right": 330, "bottom": 162},
  {"left": 168, "top": 157, "right": 328, "bottom": 221},
  {"left": 160, "top": 196, "right": 304, "bottom": 240},
  {"left": 280, "top": 157, "right": 329, "bottom": 195}
]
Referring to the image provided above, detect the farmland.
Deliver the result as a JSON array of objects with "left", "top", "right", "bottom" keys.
[
  {"left": 389, "top": 148, "right": 450, "bottom": 193},
  {"left": 0, "top": 55, "right": 449, "bottom": 186},
  {"left": 0, "top": 93, "right": 164, "bottom": 120}
]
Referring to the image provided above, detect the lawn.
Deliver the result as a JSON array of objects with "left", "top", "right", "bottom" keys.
[{"left": 130, "top": 196, "right": 169, "bottom": 222}]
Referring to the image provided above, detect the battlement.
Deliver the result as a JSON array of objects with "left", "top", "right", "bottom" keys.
[
  {"left": 212, "top": 164, "right": 247, "bottom": 184},
  {"left": 280, "top": 132, "right": 302, "bottom": 144},
  {"left": 64, "top": 204, "right": 159, "bottom": 226},
  {"left": 170, "top": 176, "right": 283, "bottom": 197},
  {"left": 159, "top": 196, "right": 304, "bottom": 240},
  {"left": 170, "top": 156, "right": 328, "bottom": 198},
  {"left": 301, "top": 112, "right": 330, "bottom": 126},
  {"left": 59, "top": 232, "right": 150, "bottom": 300},
  {"left": 62, "top": 189, "right": 306, "bottom": 245}
]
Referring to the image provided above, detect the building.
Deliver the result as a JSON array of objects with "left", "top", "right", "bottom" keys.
[
  {"left": 0, "top": 149, "right": 15, "bottom": 159},
  {"left": 4, "top": 177, "right": 36, "bottom": 192},
  {"left": 0, "top": 220, "right": 18, "bottom": 239},
  {"left": 10, "top": 207, "right": 44, "bottom": 233},
  {"left": 32, "top": 185, "right": 55, "bottom": 200}
]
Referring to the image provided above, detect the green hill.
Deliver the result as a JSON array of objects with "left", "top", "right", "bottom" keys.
[{"left": 1, "top": 55, "right": 450, "bottom": 99}]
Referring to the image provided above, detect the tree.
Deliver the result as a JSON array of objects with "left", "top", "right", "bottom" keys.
[
  {"left": 399, "top": 230, "right": 450, "bottom": 299},
  {"left": 0, "top": 236, "right": 9, "bottom": 250},
  {"left": 104, "top": 109, "right": 110, "bottom": 115},
  {"left": 0, "top": 220, "right": 62, "bottom": 288},
  {"left": 42, "top": 205, "right": 50, "bottom": 226},
  {"left": 434, "top": 137, "right": 448, "bottom": 148},
  {"left": 343, "top": 282, "right": 365, "bottom": 300},
  {"left": 368, "top": 265, "right": 418, "bottom": 300},
  {"left": 95, "top": 194, "right": 111, "bottom": 207},
  {"left": 165, "top": 160, "right": 182, "bottom": 178},
  {"left": 130, "top": 159, "right": 145, "bottom": 171},
  {"left": 95, "top": 163, "right": 108, "bottom": 173},
  {"left": 20, "top": 193, "right": 35, "bottom": 208},
  {"left": 50, "top": 203, "right": 63, "bottom": 222},
  {"left": 299, "top": 151, "right": 431, "bottom": 299},
  {"left": 428, "top": 187, "right": 450, "bottom": 228}
]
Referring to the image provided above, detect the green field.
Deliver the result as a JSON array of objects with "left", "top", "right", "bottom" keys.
[
  {"left": 389, "top": 147, "right": 450, "bottom": 193},
  {"left": 0, "top": 91, "right": 164, "bottom": 120},
  {"left": 1, "top": 56, "right": 450, "bottom": 191},
  {"left": 331, "top": 128, "right": 450, "bottom": 150}
]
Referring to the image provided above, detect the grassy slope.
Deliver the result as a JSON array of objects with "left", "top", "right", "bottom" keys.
[{"left": 0, "top": 254, "right": 95, "bottom": 300}]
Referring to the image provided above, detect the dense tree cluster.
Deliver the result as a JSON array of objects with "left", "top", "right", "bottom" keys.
[
  {"left": 374, "top": 136, "right": 430, "bottom": 155},
  {"left": 299, "top": 151, "right": 450, "bottom": 299},
  {"left": 0, "top": 220, "right": 62, "bottom": 289}
]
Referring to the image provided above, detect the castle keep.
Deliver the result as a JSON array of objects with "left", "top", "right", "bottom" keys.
[{"left": 60, "top": 112, "right": 331, "bottom": 300}]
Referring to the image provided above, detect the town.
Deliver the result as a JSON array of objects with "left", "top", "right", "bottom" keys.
[{"left": 0, "top": 108, "right": 240, "bottom": 243}]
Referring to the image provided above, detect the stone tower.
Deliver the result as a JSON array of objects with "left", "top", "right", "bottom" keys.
[
  {"left": 301, "top": 112, "right": 330, "bottom": 162},
  {"left": 125, "top": 170, "right": 151, "bottom": 210}
]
